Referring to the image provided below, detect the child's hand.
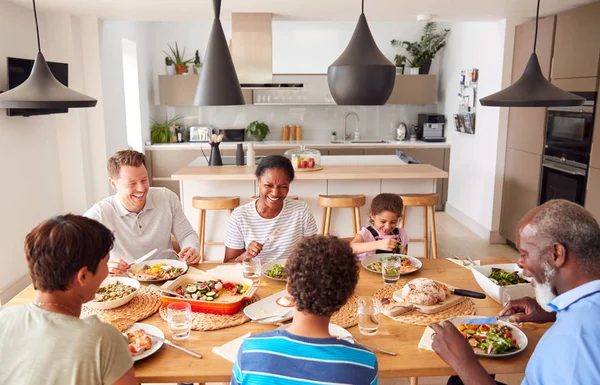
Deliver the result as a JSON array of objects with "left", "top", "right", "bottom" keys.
[{"left": 377, "top": 238, "right": 397, "bottom": 251}]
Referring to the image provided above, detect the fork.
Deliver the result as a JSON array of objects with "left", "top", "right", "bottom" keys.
[{"left": 262, "top": 229, "right": 280, "bottom": 246}]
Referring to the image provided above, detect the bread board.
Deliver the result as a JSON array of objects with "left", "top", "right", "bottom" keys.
[
  {"left": 295, "top": 165, "right": 323, "bottom": 172},
  {"left": 393, "top": 281, "right": 466, "bottom": 314}
]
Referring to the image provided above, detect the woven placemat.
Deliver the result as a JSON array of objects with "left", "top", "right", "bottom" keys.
[
  {"left": 159, "top": 294, "right": 260, "bottom": 331},
  {"left": 330, "top": 294, "right": 359, "bottom": 328},
  {"left": 374, "top": 282, "right": 477, "bottom": 326},
  {"left": 81, "top": 286, "right": 162, "bottom": 332}
]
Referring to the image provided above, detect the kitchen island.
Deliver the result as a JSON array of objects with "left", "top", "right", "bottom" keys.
[{"left": 172, "top": 163, "right": 448, "bottom": 261}]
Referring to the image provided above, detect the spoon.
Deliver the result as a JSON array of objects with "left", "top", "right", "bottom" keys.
[
  {"left": 149, "top": 284, "right": 186, "bottom": 298},
  {"left": 217, "top": 133, "right": 224, "bottom": 143}
]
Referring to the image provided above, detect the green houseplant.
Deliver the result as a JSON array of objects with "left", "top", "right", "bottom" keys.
[
  {"left": 394, "top": 54, "right": 406, "bottom": 74},
  {"left": 193, "top": 50, "right": 203, "bottom": 74},
  {"left": 391, "top": 22, "right": 450, "bottom": 75},
  {"left": 150, "top": 115, "right": 182, "bottom": 144},
  {"left": 246, "top": 121, "right": 270, "bottom": 141},
  {"left": 162, "top": 42, "right": 193, "bottom": 75},
  {"left": 165, "top": 56, "right": 175, "bottom": 75}
]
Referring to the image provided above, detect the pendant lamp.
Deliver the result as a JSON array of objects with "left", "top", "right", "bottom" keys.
[
  {"left": 327, "top": 0, "right": 395, "bottom": 105},
  {"left": 194, "top": 0, "right": 245, "bottom": 106},
  {"left": 0, "top": 0, "right": 97, "bottom": 109},
  {"left": 480, "top": 0, "right": 584, "bottom": 107}
]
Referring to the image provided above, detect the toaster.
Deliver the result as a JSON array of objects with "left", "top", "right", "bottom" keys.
[{"left": 189, "top": 126, "right": 214, "bottom": 142}]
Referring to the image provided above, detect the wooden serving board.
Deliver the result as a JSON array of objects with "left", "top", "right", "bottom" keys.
[
  {"left": 392, "top": 281, "right": 467, "bottom": 314},
  {"left": 295, "top": 165, "right": 323, "bottom": 172}
]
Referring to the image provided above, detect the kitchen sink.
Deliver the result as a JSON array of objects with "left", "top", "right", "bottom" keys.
[{"left": 330, "top": 140, "right": 347, "bottom": 144}]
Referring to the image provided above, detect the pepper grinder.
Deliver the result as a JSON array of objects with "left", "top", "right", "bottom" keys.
[
  {"left": 208, "top": 134, "right": 224, "bottom": 166},
  {"left": 235, "top": 143, "right": 245, "bottom": 166}
]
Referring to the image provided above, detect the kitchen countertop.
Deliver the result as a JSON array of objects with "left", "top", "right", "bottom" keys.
[{"left": 146, "top": 139, "right": 449, "bottom": 151}]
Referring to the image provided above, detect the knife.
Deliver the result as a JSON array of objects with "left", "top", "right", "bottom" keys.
[
  {"left": 462, "top": 315, "right": 511, "bottom": 325},
  {"left": 129, "top": 248, "right": 158, "bottom": 267},
  {"left": 146, "top": 332, "right": 202, "bottom": 359},
  {"left": 351, "top": 340, "right": 397, "bottom": 356},
  {"left": 450, "top": 288, "right": 486, "bottom": 299}
]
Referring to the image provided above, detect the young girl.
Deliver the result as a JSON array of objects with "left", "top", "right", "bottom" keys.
[{"left": 350, "top": 193, "right": 408, "bottom": 260}]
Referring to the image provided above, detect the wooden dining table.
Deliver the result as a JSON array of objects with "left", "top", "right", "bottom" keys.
[{"left": 6, "top": 257, "right": 552, "bottom": 383}]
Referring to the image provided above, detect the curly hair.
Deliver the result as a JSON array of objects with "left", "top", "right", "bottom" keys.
[
  {"left": 370, "top": 193, "right": 404, "bottom": 218},
  {"left": 255, "top": 155, "right": 295, "bottom": 182},
  {"left": 25, "top": 214, "right": 114, "bottom": 292},
  {"left": 107, "top": 149, "right": 147, "bottom": 178},
  {"left": 285, "top": 235, "right": 358, "bottom": 317}
]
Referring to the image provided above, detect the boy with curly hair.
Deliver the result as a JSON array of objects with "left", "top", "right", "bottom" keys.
[{"left": 231, "top": 235, "right": 378, "bottom": 385}]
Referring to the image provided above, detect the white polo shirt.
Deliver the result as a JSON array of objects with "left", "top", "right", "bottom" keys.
[{"left": 84, "top": 188, "right": 200, "bottom": 263}]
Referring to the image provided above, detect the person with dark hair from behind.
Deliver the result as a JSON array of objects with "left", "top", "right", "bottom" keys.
[
  {"left": 0, "top": 215, "right": 137, "bottom": 385},
  {"left": 231, "top": 235, "right": 378, "bottom": 385},
  {"left": 224, "top": 155, "right": 318, "bottom": 263}
]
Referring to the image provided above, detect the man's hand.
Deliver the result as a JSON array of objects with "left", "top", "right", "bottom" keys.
[
  {"left": 500, "top": 296, "right": 556, "bottom": 324},
  {"left": 178, "top": 247, "right": 201, "bottom": 265},
  {"left": 431, "top": 320, "right": 478, "bottom": 369},
  {"left": 376, "top": 238, "right": 397, "bottom": 252},
  {"left": 108, "top": 258, "right": 129, "bottom": 276},
  {"left": 244, "top": 241, "right": 263, "bottom": 260}
]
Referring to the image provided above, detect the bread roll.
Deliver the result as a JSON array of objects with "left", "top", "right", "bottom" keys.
[{"left": 400, "top": 278, "right": 450, "bottom": 306}]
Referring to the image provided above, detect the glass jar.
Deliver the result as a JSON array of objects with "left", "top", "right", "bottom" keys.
[{"left": 284, "top": 145, "right": 321, "bottom": 170}]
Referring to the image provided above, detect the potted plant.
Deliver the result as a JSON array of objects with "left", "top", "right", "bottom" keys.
[
  {"left": 246, "top": 121, "right": 270, "bottom": 141},
  {"left": 162, "top": 42, "right": 193, "bottom": 75},
  {"left": 165, "top": 57, "right": 175, "bottom": 75},
  {"left": 393, "top": 54, "right": 406, "bottom": 75},
  {"left": 391, "top": 22, "right": 450, "bottom": 75},
  {"left": 150, "top": 115, "right": 182, "bottom": 144},
  {"left": 192, "top": 49, "right": 203, "bottom": 74}
]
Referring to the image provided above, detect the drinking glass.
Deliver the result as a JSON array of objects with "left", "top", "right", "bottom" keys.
[
  {"left": 381, "top": 256, "right": 401, "bottom": 285},
  {"left": 502, "top": 291, "right": 513, "bottom": 307},
  {"left": 243, "top": 259, "right": 261, "bottom": 286},
  {"left": 167, "top": 302, "right": 192, "bottom": 340},
  {"left": 357, "top": 297, "right": 382, "bottom": 336}
]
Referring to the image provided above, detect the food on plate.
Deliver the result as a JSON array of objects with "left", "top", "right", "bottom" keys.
[
  {"left": 488, "top": 268, "right": 529, "bottom": 286},
  {"left": 126, "top": 329, "right": 153, "bottom": 356},
  {"left": 382, "top": 302, "right": 413, "bottom": 316},
  {"left": 456, "top": 323, "right": 520, "bottom": 355},
  {"left": 265, "top": 263, "right": 286, "bottom": 280},
  {"left": 400, "top": 278, "right": 450, "bottom": 306},
  {"left": 367, "top": 255, "right": 418, "bottom": 274},
  {"left": 275, "top": 295, "right": 295, "bottom": 308},
  {"left": 128, "top": 263, "right": 184, "bottom": 281},
  {"left": 93, "top": 281, "right": 136, "bottom": 302},
  {"left": 174, "top": 279, "right": 248, "bottom": 302}
]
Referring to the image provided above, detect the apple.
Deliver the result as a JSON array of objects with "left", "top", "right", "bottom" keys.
[
  {"left": 307, "top": 158, "right": 315, "bottom": 168},
  {"left": 299, "top": 160, "right": 308, "bottom": 168}
]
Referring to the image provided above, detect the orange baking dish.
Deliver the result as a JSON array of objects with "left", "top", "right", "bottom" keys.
[{"left": 160, "top": 274, "right": 257, "bottom": 315}]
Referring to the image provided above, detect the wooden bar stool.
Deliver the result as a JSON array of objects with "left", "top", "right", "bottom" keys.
[
  {"left": 192, "top": 196, "right": 240, "bottom": 262},
  {"left": 318, "top": 194, "right": 366, "bottom": 236},
  {"left": 398, "top": 193, "right": 440, "bottom": 259},
  {"left": 250, "top": 195, "right": 298, "bottom": 200}
]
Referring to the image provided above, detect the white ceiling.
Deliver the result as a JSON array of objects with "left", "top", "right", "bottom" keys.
[{"left": 7, "top": 0, "right": 598, "bottom": 22}]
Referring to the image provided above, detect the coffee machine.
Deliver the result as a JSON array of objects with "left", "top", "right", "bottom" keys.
[{"left": 417, "top": 114, "right": 446, "bottom": 142}]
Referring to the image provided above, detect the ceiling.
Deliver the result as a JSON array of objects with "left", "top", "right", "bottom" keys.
[{"left": 8, "top": 0, "right": 598, "bottom": 21}]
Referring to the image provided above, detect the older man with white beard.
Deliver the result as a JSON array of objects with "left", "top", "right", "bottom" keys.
[{"left": 430, "top": 199, "right": 600, "bottom": 385}]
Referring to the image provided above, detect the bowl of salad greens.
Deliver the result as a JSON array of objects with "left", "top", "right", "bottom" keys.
[
  {"left": 262, "top": 259, "right": 288, "bottom": 282},
  {"left": 449, "top": 316, "right": 528, "bottom": 357},
  {"left": 471, "top": 263, "right": 534, "bottom": 305}
]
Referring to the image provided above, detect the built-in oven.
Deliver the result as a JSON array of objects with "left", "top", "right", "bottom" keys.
[{"left": 540, "top": 155, "right": 588, "bottom": 205}]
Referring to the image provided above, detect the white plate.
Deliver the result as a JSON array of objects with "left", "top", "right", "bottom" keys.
[
  {"left": 85, "top": 277, "right": 140, "bottom": 310},
  {"left": 243, "top": 289, "right": 295, "bottom": 324},
  {"left": 124, "top": 323, "right": 164, "bottom": 362},
  {"left": 361, "top": 253, "right": 422, "bottom": 275},
  {"left": 448, "top": 316, "right": 528, "bottom": 358},
  {"left": 276, "top": 323, "right": 354, "bottom": 343},
  {"left": 127, "top": 259, "right": 188, "bottom": 282},
  {"left": 261, "top": 259, "right": 287, "bottom": 282}
]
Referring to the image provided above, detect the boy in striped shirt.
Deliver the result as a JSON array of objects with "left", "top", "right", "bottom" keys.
[{"left": 231, "top": 235, "right": 378, "bottom": 385}]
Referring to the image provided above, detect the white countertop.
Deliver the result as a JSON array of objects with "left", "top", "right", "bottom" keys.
[{"left": 145, "top": 140, "right": 449, "bottom": 151}]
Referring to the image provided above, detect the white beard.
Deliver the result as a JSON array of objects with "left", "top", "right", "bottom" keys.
[{"left": 533, "top": 260, "right": 558, "bottom": 312}]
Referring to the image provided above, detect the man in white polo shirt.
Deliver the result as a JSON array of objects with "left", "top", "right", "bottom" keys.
[{"left": 84, "top": 149, "right": 200, "bottom": 275}]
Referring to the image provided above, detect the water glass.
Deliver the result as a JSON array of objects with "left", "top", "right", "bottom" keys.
[
  {"left": 357, "top": 297, "right": 382, "bottom": 336},
  {"left": 243, "top": 259, "right": 261, "bottom": 286},
  {"left": 502, "top": 291, "right": 513, "bottom": 307},
  {"left": 381, "top": 256, "right": 401, "bottom": 285},
  {"left": 167, "top": 302, "right": 192, "bottom": 340}
]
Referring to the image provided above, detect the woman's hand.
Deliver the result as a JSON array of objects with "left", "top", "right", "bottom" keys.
[
  {"left": 377, "top": 238, "right": 397, "bottom": 251},
  {"left": 499, "top": 297, "right": 556, "bottom": 323},
  {"left": 234, "top": 241, "right": 263, "bottom": 262}
]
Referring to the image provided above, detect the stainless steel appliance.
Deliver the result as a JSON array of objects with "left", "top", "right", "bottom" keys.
[
  {"left": 218, "top": 128, "right": 245, "bottom": 142},
  {"left": 418, "top": 114, "right": 446, "bottom": 142},
  {"left": 188, "top": 126, "right": 213, "bottom": 142}
]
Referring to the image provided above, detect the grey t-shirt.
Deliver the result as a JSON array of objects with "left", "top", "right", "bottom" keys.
[{"left": 0, "top": 303, "right": 133, "bottom": 385}]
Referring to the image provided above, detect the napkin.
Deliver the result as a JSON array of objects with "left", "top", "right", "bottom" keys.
[
  {"left": 418, "top": 326, "right": 436, "bottom": 351},
  {"left": 212, "top": 332, "right": 251, "bottom": 362},
  {"left": 205, "top": 263, "right": 245, "bottom": 278},
  {"left": 446, "top": 258, "right": 481, "bottom": 269}
]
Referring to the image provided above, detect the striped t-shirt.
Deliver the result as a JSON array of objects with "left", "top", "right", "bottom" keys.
[
  {"left": 231, "top": 330, "right": 378, "bottom": 385},
  {"left": 224, "top": 200, "right": 319, "bottom": 262}
]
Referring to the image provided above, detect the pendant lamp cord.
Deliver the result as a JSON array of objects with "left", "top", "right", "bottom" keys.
[
  {"left": 361, "top": 0, "right": 364, "bottom": 14},
  {"left": 533, "top": 0, "right": 541, "bottom": 54},
  {"left": 32, "top": 0, "right": 42, "bottom": 53}
]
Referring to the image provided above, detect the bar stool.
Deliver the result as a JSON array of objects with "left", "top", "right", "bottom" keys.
[
  {"left": 250, "top": 195, "right": 298, "bottom": 200},
  {"left": 192, "top": 196, "right": 240, "bottom": 262},
  {"left": 398, "top": 193, "right": 440, "bottom": 259},
  {"left": 318, "top": 194, "right": 366, "bottom": 236}
]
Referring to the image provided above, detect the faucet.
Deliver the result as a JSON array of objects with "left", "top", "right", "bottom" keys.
[{"left": 343, "top": 112, "right": 360, "bottom": 140}]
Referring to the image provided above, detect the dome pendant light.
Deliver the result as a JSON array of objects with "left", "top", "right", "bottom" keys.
[
  {"left": 327, "top": 0, "right": 395, "bottom": 105},
  {"left": 0, "top": 0, "right": 97, "bottom": 109},
  {"left": 194, "top": 0, "right": 245, "bottom": 106},
  {"left": 480, "top": 0, "right": 584, "bottom": 107}
]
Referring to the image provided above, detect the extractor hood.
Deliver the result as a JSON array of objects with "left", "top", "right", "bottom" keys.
[{"left": 231, "top": 13, "right": 303, "bottom": 89}]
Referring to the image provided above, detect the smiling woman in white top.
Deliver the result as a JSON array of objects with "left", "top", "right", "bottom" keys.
[{"left": 224, "top": 155, "right": 318, "bottom": 263}]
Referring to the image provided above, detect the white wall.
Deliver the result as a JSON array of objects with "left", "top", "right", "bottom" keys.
[{"left": 438, "top": 20, "right": 507, "bottom": 240}]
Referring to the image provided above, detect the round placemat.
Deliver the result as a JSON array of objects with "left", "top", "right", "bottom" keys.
[
  {"left": 374, "top": 282, "right": 477, "bottom": 326},
  {"left": 81, "top": 286, "right": 162, "bottom": 332},
  {"left": 159, "top": 295, "right": 260, "bottom": 331},
  {"left": 330, "top": 294, "right": 359, "bottom": 328}
]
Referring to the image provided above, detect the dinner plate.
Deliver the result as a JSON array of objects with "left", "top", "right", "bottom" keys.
[
  {"left": 243, "top": 289, "right": 295, "bottom": 324},
  {"left": 361, "top": 253, "right": 422, "bottom": 275},
  {"left": 276, "top": 323, "right": 354, "bottom": 343},
  {"left": 448, "top": 316, "right": 528, "bottom": 358},
  {"left": 127, "top": 259, "right": 188, "bottom": 283},
  {"left": 124, "top": 323, "right": 164, "bottom": 362},
  {"left": 261, "top": 259, "right": 288, "bottom": 282}
]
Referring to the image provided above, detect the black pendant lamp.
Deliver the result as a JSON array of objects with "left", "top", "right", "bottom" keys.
[
  {"left": 194, "top": 0, "right": 245, "bottom": 106},
  {"left": 0, "top": 0, "right": 97, "bottom": 109},
  {"left": 480, "top": 0, "right": 584, "bottom": 107},
  {"left": 327, "top": 0, "right": 395, "bottom": 105}
]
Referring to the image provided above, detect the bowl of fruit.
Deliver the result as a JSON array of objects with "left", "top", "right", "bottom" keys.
[{"left": 285, "top": 145, "right": 322, "bottom": 171}]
